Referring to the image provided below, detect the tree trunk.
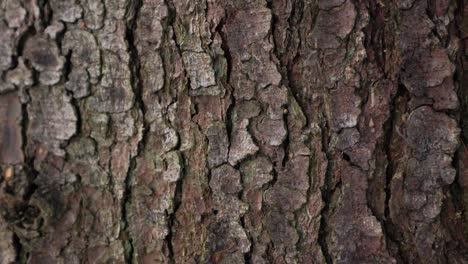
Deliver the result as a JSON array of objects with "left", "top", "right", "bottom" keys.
[{"left": 0, "top": 0, "right": 467, "bottom": 263}]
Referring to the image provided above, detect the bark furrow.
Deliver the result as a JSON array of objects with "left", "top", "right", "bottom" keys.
[{"left": 0, "top": 0, "right": 466, "bottom": 263}]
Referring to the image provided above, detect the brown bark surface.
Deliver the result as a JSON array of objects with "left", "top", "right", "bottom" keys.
[{"left": 0, "top": 0, "right": 467, "bottom": 263}]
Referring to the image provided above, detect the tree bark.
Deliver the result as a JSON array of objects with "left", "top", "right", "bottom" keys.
[{"left": 0, "top": 0, "right": 467, "bottom": 263}]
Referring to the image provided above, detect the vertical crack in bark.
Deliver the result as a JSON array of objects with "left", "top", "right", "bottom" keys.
[
  {"left": 216, "top": 16, "right": 232, "bottom": 85},
  {"left": 317, "top": 101, "right": 333, "bottom": 264},
  {"left": 457, "top": 0, "right": 468, "bottom": 145},
  {"left": 12, "top": 232, "right": 22, "bottom": 263},
  {"left": 383, "top": 82, "right": 407, "bottom": 262},
  {"left": 14, "top": 99, "right": 30, "bottom": 261},
  {"left": 239, "top": 169, "right": 253, "bottom": 263},
  {"left": 448, "top": 0, "right": 468, "bottom": 254},
  {"left": 121, "top": 1, "right": 144, "bottom": 261},
  {"left": 121, "top": 159, "right": 136, "bottom": 263},
  {"left": 360, "top": 1, "right": 400, "bottom": 259},
  {"left": 13, "top": 85, "right": 39, "bottom": 261},
  {"left": 165, "top": 0, "right": 188, "bottom": 91},
  {"left": 216, "top": 16, "right": 235, "bottom": 148},
  {"left": 216, "top": 14, "right": 235, "bottom": 168},
  {"left": 317, "top": 169, "right": 333, "bottom": 264},
  {"left": 164, "top": 3, "right": 184, "bottom": 262},
  {"left": 166, "top": 160, "right": 184, "bottom": 263},
  {"left": 20, "top": 97, "right": 30, "bottom": 197},
  {"left": 268, "top": 0, "right": 312, "bottom": 258},
  {"left": 267, "top": 0, "right": 293, "bottom": 167},
  {"left": 1, "top": 0, "right": 466, "bottom": 262}
]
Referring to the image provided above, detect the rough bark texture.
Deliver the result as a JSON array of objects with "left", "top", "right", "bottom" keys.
[{"left": 0, "top": 0, "right": 467, "bottom": 263}]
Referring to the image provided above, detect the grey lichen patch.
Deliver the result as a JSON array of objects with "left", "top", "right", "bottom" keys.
[
  {"left": 228, "top": 119, "right": 259, "bottom": 166},
  {"left": 172, "top": 0, "right": 211, "bottom": 53},
  {"left": 49, "top": 0, "right": 83, "bottom": 23},
  {"left": 426, "top": 79, "right": 459, "bottom": 110},
  {"left": 70, "top": 160, "right": 109, "bottom": 187},
  {"left": 0, "top": 21, "right": 14, "bottom": 72},
  {"left": 401, "top": 49, "right": 457, "bottom": 110},
  {"left": 140, "top": 51, "right": 165, "bottom": 93},
  {"left": 222, "top": 5, "right": 282, "bottom": 89},
  {"left": 420, "top": 192, "right": 444, "bottom": 219},
  {"left": 150, "top": 121, "right": 179, "bottom": 153},
  {"left": 163, "top": 151, "right": 183, "bottom": 182},
  {"left": 3, "top": 0, "right": 26, "bottom": 28},
  {"left": 39, "top": 71, "right": 63, "bottom": 86},
  {"left": 0, "top": 81, "right": 15, "bottom": 94},
  {"left": 28, "top": 86, "right": 77, "bottom": 156},
  {"left": 66, "top": 137, "right": 96, "bottom": 159},
  {"left": 162, "top": 126, "right": 180, "bottom": 153},
  {"left": 182, "top": 51, "right": 217, "bottom": 90},
  {"left": 188, "top": 85, "right": 223, "bottom": 96},
  {"left": 212, "top": 193, "right": 249, "bottom": 221},
  {"left": 98, "top": 19, "right": 129, "bottom": 52},
  {"left": 206, "top": 221, "right": 251, "bottom": 262},
  {"left": 62, "top": 29, "right": 101, "bottom": 84},
  {"left": 87, "top": 52, "right": 134, "bottom": 113},
  {"left": 407, "top": 154, "right": 456, "bottom": 191},
  {"left": 81, "top": 0, "right": 105, "bottom": 30},
  {"left": 310, "top": 0, "right": 357, "bottom": 50},
  {"left": 206, "top": 121, "right": 229, "bottom": 168},
  {"left": 277, "top": 156, "right": 310, "bottom": 191},
  {"left": 88, "top": 112, "right": 111, "bottom": 146},
  {"left": 134, "top": 0, "right": 168, "bottom": 100},
  {"left": 44, "top": 21, "right": 65, "bottom": 39},
  {"left": 265, "top": 211, "right": 299, "bottom": 246},
  {"left": 101, "top": 0, "right": 127, "bottom": 20},
  {"left": 240, "top": 156, "right": 273, "bottom": 189},
  {"left": 402, "top": 49, "right": 454, "bottom": 89},
  {"left": 244, "top": 55, "right": 282, "bottom": 88},
  {"left": 401, "top": 107, "right": 459, "bottom": 222},
  {"left": 404, "top": 191, "right": 427, "bottom": 210},
  {"left": 210, "top": 164, "right": 242, "bottom": 195},
  {"left": 405, "top": 106, "right": 459, "bottom": 158},
  {"left": 0, "top": 219, "right": 16, "bottom": 263},
  {"left": 397, "top": 0, "right": 417, "bottom": 9},
  {"left": 259, "top": 85, "right": 288, "bottom": 120},
  {"left": 223, "top": 7, "right": 272, "bottom": 59},
  {"left": 84, "top": 14, "right": 135, "bottom": 113},
  {"left": 144, "top": 99, "right": 164, "bottom": 124},
  {"left": 135, "top": 0, "right": 167, "bottom": 48},
  {"left": 112, "top": 110, "right": 141, "bottom": 142},
  {"left": 231, "top": 73, "right": 256, "bottom": 100},
  {"left": 232, "top": 100, "right": 262, "bottom": 121},
  {"left": 253, "top": 117, "right": 287, "bottom": 146},
  {"left": 330, "top": 85, "right": 361, "bottom": 131},
  {"left": 334, "top": 128, "right": 360, "bottom": 150},
  {"left": 65, "top": 69, "right": 90, "bottom": 98},
  {"left": 5, "top": 58, "right": 33, "bottom": 89},
  {"left": 23, "top": 35, "right": 65, "bottom": 85}
]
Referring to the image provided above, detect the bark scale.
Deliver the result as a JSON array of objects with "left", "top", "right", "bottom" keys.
[{"left": 0, "top": 0, "right": 467, "bottom": 263}]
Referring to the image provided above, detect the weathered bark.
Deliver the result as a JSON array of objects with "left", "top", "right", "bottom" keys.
[{"left": 0, "top": 0, "right": 467, "bottom": 263}]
